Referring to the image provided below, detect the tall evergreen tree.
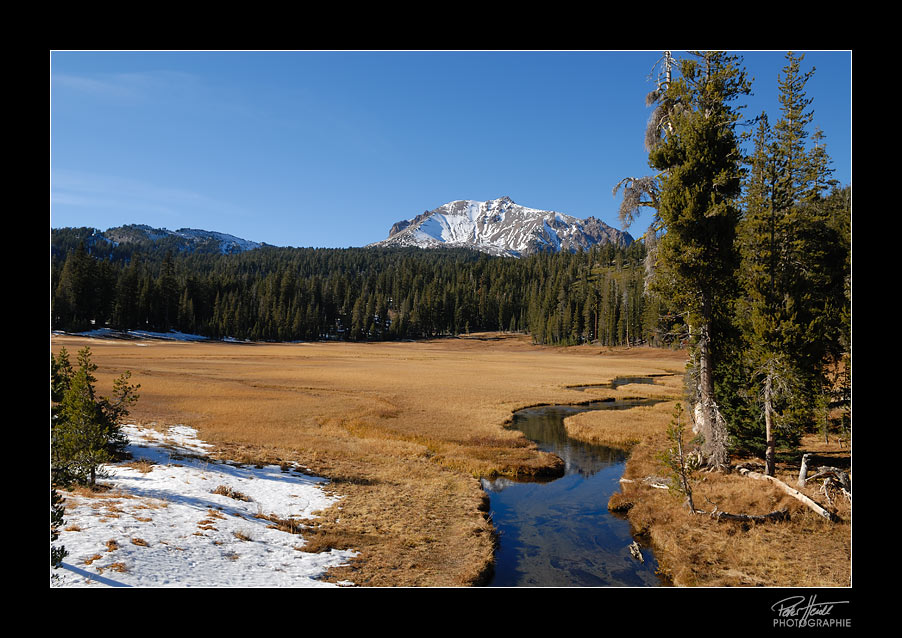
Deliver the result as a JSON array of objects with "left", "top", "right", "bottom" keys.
[
  {"left": 112, "top": 256, "right": 141, "bottom": 329},
  {"left": 620, "top": 50, "right": 751, "bottom": 469},
  {"left": 737, "top": 52, "right": 849, "bottom": 473},
  {"left": 737, "top": 111, "right": 786, "bottom": 472},
  {"left": 52, "top": 242, "right": 96, "bottom": 330},
  {"left": 157, "top": 251, "right": 179, "bottom": 330}
]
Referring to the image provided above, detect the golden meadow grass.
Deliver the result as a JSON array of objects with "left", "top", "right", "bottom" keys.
[
  {"left": 564, "top": 375, "right": 685, "bottom": 448},
  {"left": 50, "top": 332, "right": 849, "bottom": 587}
]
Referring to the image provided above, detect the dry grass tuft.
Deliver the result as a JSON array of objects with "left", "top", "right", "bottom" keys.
[
  {"left": 256, "top": 513, "right": 307, "bottom": 535},
  {"left": 123, "top": 458, "right": 156, "bottom": 474},
  {"left": 211, "top": 485, "right": 252, "bottom": 502}
]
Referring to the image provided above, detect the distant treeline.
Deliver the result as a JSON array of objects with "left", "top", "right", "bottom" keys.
[{"left": 50, "top": 230, "right": 670, "bottom": 347}]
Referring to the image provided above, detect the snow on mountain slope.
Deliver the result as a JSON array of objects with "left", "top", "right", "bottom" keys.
[
  {"left": 369, "top": 196, "right": 632, "bottom": 257},
  {"left": 102, "top": 224, "right": 263, "bottom": 254},
  {"left": 170, "top": 228, "right": 263, "bottom": 253}
]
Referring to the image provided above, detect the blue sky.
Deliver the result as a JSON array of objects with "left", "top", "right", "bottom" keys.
[{"left": 50, "top": 50, "right": 852, "bottom": 249}]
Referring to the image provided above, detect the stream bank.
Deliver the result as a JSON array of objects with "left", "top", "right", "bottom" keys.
[{"left": 481, "top": 388, "right": 671, "bottom": 587}]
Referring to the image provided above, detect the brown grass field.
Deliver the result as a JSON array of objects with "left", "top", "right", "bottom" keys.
[{"left": 50, "top": 332, "right": 850, "bottom": 587}]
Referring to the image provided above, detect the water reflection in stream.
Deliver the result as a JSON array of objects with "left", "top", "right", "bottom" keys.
[{"left": 482, "top": 393, "right": 669, "bottom": 587}]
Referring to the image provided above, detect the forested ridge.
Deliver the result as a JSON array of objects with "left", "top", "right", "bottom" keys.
[{"left": 50, "top": 232, "right": 660, "bottom": 347}]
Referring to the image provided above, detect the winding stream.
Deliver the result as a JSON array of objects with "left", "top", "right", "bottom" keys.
[{"left": 481, "top": 379, "right": 671, "bottom": 587}]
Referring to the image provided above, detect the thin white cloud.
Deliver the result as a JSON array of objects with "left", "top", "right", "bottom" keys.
[
  {"left": 52, "top": 73, "right": 137, "bottom": 100},
  {"left": 51, "top": 69, "right": 203, "bottom": 104},
  {"left": 50, "top": 169, "right": 243, "bottom": 222}
]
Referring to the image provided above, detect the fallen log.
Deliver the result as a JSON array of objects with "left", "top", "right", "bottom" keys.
[
  {"left": 709, "top": 507, "right": 790, "bottom": 523},
  {"left": 619, "top": 476, "right": 671, "bottom": 490},
  {"left": 737, "top": 466, "right": 841, "bottom": 523}
]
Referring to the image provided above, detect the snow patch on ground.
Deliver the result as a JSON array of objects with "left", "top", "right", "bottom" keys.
[
  {"left": 54, "top": 328, "right": 259, "bottom": 344},
  {"left": 52, "top": 424, "right": 356, "bottom": 588},
  {"left": 62, "top": 328, "right": 213, "bottom": 342}
]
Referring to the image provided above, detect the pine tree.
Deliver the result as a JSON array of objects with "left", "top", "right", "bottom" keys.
[
  {"left": 736, "top": 52, "right": 849, "bottom": 472},
  {"left": 112, "top": 256, "right": 141, "bottom": 329},
  {"left": 738, "top": 111, "right": 786, "bottom": 473},
  {"left": 178, "top": 288, "right": 196, "bottom": 333},
  {"left": 622, "top": 50, "right": 751, "bottom": 469},
  {"left": 659, "top": 402, "right": 697, "bottom": 512},
  {"left": 51, "top": 347, "right": 140, "bottom": 487},
  {"left": 157, "top": 252, "right": 179, "bottom": 330},
  {"left": 51, "top": 488, "right": 68, "bottom": 576},
  {"left": 772, "top": 52, "right": 814, "bottom": 212},
  {"left": 52, "top": 242, "right": 93, "bottom": 330}
]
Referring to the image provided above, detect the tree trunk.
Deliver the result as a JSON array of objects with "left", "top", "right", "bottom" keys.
[
  {"left": 694, "top": 314, "right": 729, "bottom": 470},
  {"left": 711, "top": 507, "right": 789, "bottom": 523},
  {"left": 737, "top": 466, "right": 840, "bottom": 522},
  {"left": 764, "top": 371, "right": 776, "bottom": 476},
  {"left": 797, "top": 453, "right": 812, "bottom": 487}
]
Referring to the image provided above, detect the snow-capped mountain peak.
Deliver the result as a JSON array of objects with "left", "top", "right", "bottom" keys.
[{"left": 370, "top": 197, "right": 632, "bottom": 257}]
